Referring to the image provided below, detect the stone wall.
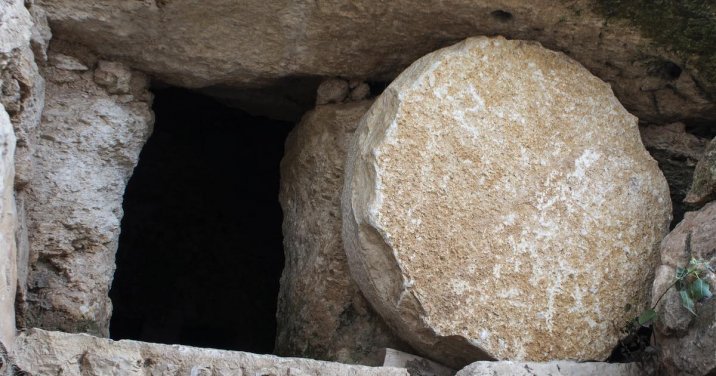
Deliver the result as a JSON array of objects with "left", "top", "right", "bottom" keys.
[
  {"left": 0, "top": 0, "right": 45, "bottom": 353},
  {"left": 15, "top": 45, "right": 154, "bottom": 336}
]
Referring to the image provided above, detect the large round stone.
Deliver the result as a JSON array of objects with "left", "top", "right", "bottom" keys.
[{"left": 342, "top": 36, "right": 671, "bottom": 367}]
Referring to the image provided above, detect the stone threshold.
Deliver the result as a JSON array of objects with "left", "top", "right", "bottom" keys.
[
  {"left": 8, "top": 329, "right": 651, "bottom": 376},
  {"left": 11, "top": 329, "right": 408, "bottom": 375}
]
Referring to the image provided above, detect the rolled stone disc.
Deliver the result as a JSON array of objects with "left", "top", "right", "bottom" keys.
[{"left": 341, "top": 36, "right": 671, "bottom": 367}]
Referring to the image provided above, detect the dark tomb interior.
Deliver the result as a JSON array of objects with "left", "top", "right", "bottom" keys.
[{"left": 109, "top": 87, "right": 292, "bottom": 353}]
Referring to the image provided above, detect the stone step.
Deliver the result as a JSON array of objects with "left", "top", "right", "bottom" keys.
[
  {"left": 12, "top": 329, "right": 408, "bottom": 376},
  {"left": 456, "top": 360, "right": 649, "bottom": 376}
]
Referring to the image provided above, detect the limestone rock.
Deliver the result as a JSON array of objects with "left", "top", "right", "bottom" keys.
[
  {"left": 0, "top": 0, "right": 41, "bottom": 353},
  {"left": 382, "top": 348, "right": 455, "bottom": 376},
  {"left": 0, "top": 0, "right": 45, "bottom": 191},
  {"left": 9, "top": 46, "right": 46, "bottom": 337},
  {"left": 12, "top": 329, "right": 409, "bottom": 376},
  {"left": 0, "top": 0, "right": 32, "bottom": 55},
  {"left": 685, "top": 137, "right": 716, "bottom": 205},
  {"left": 316, "top": 78, "right": 350, "bottom": 105},
  {"left": 456, "top": 361, "right": 647, "bottom": 376},
  {"left": 639, "top": 123, "right": 707, "bottom": 163},
  {"left": 37, "top": 0, "right": 716, "bottom": 123},
  {"left": 94, "top": 60, "right": 132, "bottom": 94},
  {"left": 658, "top": 301, "right": 716, "bottom": 376},
  {"left": 276, "top": 100, "right": 409, "bottom": 365},
  {"left": 27, "top": 1, "right": 51, "bottom": 62},
  {"left": 639, "top": 123, "right": 709, "bottom": 223},
  {"left": 16, "top": 50, "right": 154, "bottom": 336},
  {"left": 350, "top": 83, "right": 371, "bottom": 102},
  {"left": 0, "top": 104, "right": 17, "bottom": 352},
  {"left": 652, "top": 202, "right": 716, "bottom": 375},
  {"left": 342, "top": 37, "right": 671, "bottom": 367},
  {"left": 48, "top": 53, "right": 88, "bottom": 71}
]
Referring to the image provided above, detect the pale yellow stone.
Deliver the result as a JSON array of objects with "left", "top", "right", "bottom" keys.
[{"left": 342, "top": 37, "right": 671, "bottom": 367}]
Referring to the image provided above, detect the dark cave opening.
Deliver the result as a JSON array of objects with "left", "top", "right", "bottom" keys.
[{"left": 109, "top": 87, "right": 292, "bottom": 353}]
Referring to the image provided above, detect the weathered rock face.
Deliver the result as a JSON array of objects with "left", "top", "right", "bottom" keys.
[
  {"left": 277, "top": 99, "right": 410, "bottom": 365},
  {"left": 15, "top": 46, "right": 154, "bottom": 336},
  {"left": 1, "top": 0, "right": 47, "bottom": 193},
  {"left": 12, "top": 329, "right": 409, "bottom": 376},
  {"left": 0, "top": 106, "right": 17, "bottom": 353},
  {"left": 639, "top": 123, "right": 709, "bottom": 224},
  {"left": 37, "top": 0, "right": 716, "bottom": 124},
  {"left": 652, "top": 201, "right": 716, "bottom": 376},
  {"left": 342, "top": 37, "right": 671, "bottom": 367},
  {"left": 0, "top": 0, "right": 46, "bottom": 353},
  {"left": 685, "top": 137, "right": 716, "bottom": 206},
  {"left": 456, "top": 360, "right": 647, "bottom": 376}
]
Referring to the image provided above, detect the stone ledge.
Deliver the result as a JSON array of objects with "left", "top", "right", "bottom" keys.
[
  {"left": 12, "top": 329, "right": 409, "bottom": 376},
  {"left": 456, "top": 360, "right": 649, "bottom": 376}
]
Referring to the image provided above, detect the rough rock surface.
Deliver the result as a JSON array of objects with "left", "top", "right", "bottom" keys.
[
  {"left": 12, "top": 329, "right": 409, "bottom": 376},
  {"left": 456, "top": 361, "right": 647, "bottom": 376},
  {"left": 1, "top": 0, "right": 47, "bottom": 192},
  {"left": 0, "top": 106, "right": 16, "bottom": 353},
  {"left": 383, "top": 348, "right": 455, "bottom": 376},
  {"left": 315, "top": 78, "right": 350, "bottom": 105},
  {"left": 657, "top": 301, "right": 716, "bottom": 376},
  {"left": 342, "top": 37, "right": 671, "bottom": 367},
  {"left": 0, "top": 0, "right": 43, "bottom": 353},
  {"left": 15, "top": 48, "right": 154, "bottom": 336},
  {"left": 37, "top": 0, "right": 716, "bottom": 124},
  {"left": 685, "top": 137, "right": 716, "bottom": 205},
  {"left": 0, "top": 0, "right": 32, "bottom": 55},
  {"left": 277, "top": 100, "right": 409, "bottom": 365},
  {"left": 639, "top": 123, "right": 708, "bottom": 224},
  {"left": 651, "top": 201, "right": 716, "bottom": 376}
]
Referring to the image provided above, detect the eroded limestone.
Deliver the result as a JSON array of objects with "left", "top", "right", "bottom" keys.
[
  {"left": 342, "top": 37, "right": 671, "bottom": 367},
  {"left": 652, "top": 201, "right": 716, "bottom": 376},
  {"left": 685, "top": 137, "right": 716, "bottom": 205},
  {"left": 37, "top": 0, "right": 716, "bottom": 123},
  {"left": 0, "top": 0, "right": 42, "bottom": 353},
  {"left": 277, "top": 100, "right": 409, "bottom": 365},
  {"left": 16, "top": 48, "right": 153, "bottom": 336},
  {"left": 12, "top": 329, "right": 409, "bottom": 376}
]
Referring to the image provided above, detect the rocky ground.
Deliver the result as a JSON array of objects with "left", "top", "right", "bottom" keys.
[{"left": 0, "top": 1, "right": 714, "bottom": 375}]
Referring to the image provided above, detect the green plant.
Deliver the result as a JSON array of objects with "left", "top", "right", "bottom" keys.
[
  {"left": 611, "top": 257, "right": 712, "bottom": 363},
  {"left": 638, "top": 257, "right": 713, "bottom": 326}
]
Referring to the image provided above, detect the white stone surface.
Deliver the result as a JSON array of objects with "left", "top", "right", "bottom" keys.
[
  {"left": 0, "top": 0, "right": 32, "bottom": 54},
  {"left": 0, "top": 104, "right": 17, "bottom": 352},
  {"left": 456, "top": 360, "right": 647, "bottom": 376},
  {"left": 0, "top": 0, "right": 38, "bottom": 353},
  {"left": 12, "top": 329, "right": 409, "bottom": 376}
]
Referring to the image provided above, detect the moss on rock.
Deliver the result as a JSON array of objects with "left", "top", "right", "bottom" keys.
[{"left": 596, "top": 0, "right": 716, "bottom": 97}]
